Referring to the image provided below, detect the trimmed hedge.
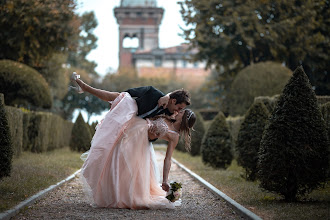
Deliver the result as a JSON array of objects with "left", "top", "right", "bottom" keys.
[
  {"left": 0, "top": 94, "right": 13, "bottom": 180},
  {"left": 0, "top": 59, "right": 52, "bottom": 109},
  {"left": 317, "top": 96, "right": 330, "bottom": 105},
  {"left": 201, "top": 111, "right": 233, "bottom": 169},
  {"left": 190, "top": 112, "right": 205, "bottom": 156},
  {"left": 25, "top": 111, "right": 73, "bottom": 153},
  {"left": 70, "top": 113, "right": 92, "bottom": 152},
  {"left": 1, "top": 93, "right": 73, "bottom": 153},
  {"left": 226, "top": 115, "right": 244, "bottom": 157},
  {"left": 236, "top": 101, "right": 270, "bottom": 181},
  {"left": 258, "top": 66, "right": 329, "bottom": 201},
  {"left": 4, "top": 106, "right": 23, "bottom": 157},
  {"left": 321, "top": 102, "right": 330, "bottom": 178},
  {"left": 254, "top": 94, "right": 280, "bottom": 114}
]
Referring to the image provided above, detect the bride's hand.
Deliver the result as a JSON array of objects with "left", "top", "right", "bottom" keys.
[
  {"left": 162, "top": 182, "right": 170, "bottom": 192},
  {"left": 158, "top": 94, "right": 170, "bottom": 108}
]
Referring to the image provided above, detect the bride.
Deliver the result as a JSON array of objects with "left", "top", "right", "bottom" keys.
[{"left": 72, "top": 74, "right": 196, "bottom": 209}]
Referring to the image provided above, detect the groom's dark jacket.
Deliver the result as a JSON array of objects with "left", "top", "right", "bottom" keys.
[{"left": 125, "top": 86, "right": 171, "bottom": 119}]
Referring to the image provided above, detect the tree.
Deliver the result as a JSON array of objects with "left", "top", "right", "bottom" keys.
[
  {"left": 0, "top": 0, "right": 79, "bottom": 69},
  {"left": 258, "top": 66, "right": 329, "bottom": 201},
  {"left": 201, "top": 111, "right": 232, "bottom": 169},
  {"left": 179, "top": 0, "right": 330, "bottom": 95},
  {"left": 67, "top": 11, "right": 98, "bottom": 75},
  {"left": 70, "top": 112, "right": 92, "bottom": 152},
  {"left": 228, "top": 61, "right": 292, "bottom": 116},
  {"left": 236, "top": 101, "right": 270, "bottom": 181}
]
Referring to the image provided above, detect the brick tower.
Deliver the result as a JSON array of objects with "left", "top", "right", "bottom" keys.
[{"left": 114, "top": 0, "right": 164, "bottom": 67}]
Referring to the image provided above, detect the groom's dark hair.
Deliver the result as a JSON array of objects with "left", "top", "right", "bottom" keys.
[{"left": 170, "top": 89, "right": 191, "bottom": 105}]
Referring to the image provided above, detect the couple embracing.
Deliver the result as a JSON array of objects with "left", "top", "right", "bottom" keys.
[{"left": 71, "top": 73, "right": 196, "bottom": 209}]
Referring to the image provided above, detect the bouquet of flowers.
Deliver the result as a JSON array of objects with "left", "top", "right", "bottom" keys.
[{"left": 166, "top": 182, "right": 182, "bottom": 202}]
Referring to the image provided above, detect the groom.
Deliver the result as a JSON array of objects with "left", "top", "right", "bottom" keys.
[
  {"left": 125, "top": 86, "right": 190, "bottom": 119},
  {"left": 72, "top": 73, "right": 191, "bottom": 119}
]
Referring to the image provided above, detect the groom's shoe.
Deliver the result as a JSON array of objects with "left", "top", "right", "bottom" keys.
[{"left": 70, "top": 72, "right": 84, "bottom": 94}]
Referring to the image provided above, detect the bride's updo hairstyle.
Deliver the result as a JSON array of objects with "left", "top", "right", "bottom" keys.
[{"left": 180, "top": 109, "right": 196, "bottom": 151}]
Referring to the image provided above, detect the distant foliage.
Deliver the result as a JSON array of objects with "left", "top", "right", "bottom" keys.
[
  {"left": 70, "top": 113, "right": 92, "bottom": 152},
  {"left": 0, "top": 94, "right": 13, "bottom": 180},
  {"left": 228, "top": 62, "right": 292, "bottom": 116},
  {"left": 190, "top": 112, "right": 205, "bottom": 156},
  {"left": 258, "top": 66, "right": 329, "bottom": 202},
  {"left": 236, "top": 101, "right": 270, "bottom": 181},
  {"left": 201, "top": 112, "right": 233, "bottom": 169},
  {"left": 0, "top": 60, "right": 52, "bottom": 109}
]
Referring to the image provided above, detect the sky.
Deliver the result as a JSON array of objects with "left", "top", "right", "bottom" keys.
[
  {"left": 76, "top": 0, "right": 187, "bottom": 76},
  {"left": 74, "top": 0, "right": 187, "bottom": 123}
]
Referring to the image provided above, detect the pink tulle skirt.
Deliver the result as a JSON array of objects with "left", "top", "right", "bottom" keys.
[{"left": 81, "top": 92, "right": 175, "bottom": 209}]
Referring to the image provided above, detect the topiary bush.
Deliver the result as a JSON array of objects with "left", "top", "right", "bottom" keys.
[
  {"left": 70, "top": 113, "right": 92, "bottom": 152},
  {"left": 236, "top": 101, "right": 270, "bottom": 181},
  {"left": 0, "top": 59, "right": 52, "bottom": 109},
  {"left": 228, "top": 61, "right": 292, "bottom": 116},
  {"left": 258, "top": 66, "right": 329, "bottom": 202},
  {"left": 0, "top": 94, "right": 13, "bottom": 180},
  {"left": 190, "top": 112, "right": 205, "bottom": 156},
  {"left": 201, "top": 111, "right": 233, "bottom": 169}
]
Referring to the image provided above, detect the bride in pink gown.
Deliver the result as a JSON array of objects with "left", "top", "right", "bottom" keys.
[{"left": 80, "top": 92, "right": 196, "bottom": 209}]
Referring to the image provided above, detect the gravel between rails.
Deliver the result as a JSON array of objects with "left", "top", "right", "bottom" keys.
[{"left": 12, "top": 151, "right": 245, "bottom": 220}]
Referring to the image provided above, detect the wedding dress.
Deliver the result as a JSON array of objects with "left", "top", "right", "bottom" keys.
[{"left": 81, "top": 92, "right": 177, "bottom": 209}]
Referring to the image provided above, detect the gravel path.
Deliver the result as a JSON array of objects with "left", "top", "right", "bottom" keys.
[{"left": 12, "top": 151, "right": 244, "bottom": 220}]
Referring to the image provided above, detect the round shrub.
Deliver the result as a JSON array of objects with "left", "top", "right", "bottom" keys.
[
  {"left": 201, "top": 111, "right": 233, "bottom": 169},
  {"left": 258, "top": 66, "right": 329, "bottom": 202},
  {"left": 70, "top": 113, "right": 92, "bottom": 152},
  {"left": 228, "top": 61, "right": 292, "bottom": 116},
  {"left": 0, "top": 59, "right": 52, "bottom": 109},
  {"left": 190, "top": 112, "right": 205, "bottom": 156},
  {"left": 0, "top": 94, "right": 13, "bottom": 180},
  {"left": 236, "top": 101, "right": 270, "bottom": 181}
]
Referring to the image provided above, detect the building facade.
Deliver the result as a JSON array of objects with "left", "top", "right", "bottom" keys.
[{"left": 114, "top": 0, "right": 210, "bottom": 89}]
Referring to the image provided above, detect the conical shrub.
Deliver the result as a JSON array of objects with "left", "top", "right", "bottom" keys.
[
  {"left": 236, "top": 101, "right": 270, "bottom": 181},
  {"left": 258, "top": 66, "right": 329, "bottom": 202},
  {"left": 201, "top": 111, "right": 233, "bottom": 169},
  {"left": 0, "top": 94, "right": 13, "bottom": 180},
  {"left": 70, "top": 113, "right": 92, "bottom": 152},
  {"left": 190, "top": 112, "right": 205, "bottom": 156}
]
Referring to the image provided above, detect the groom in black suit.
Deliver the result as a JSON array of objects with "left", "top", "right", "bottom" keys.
[
  {"left": 125, "top": 86, "right": 190, "bottom": 119},
  {"left": 72, "top": 74, "right": 191, "bottom": 120}
]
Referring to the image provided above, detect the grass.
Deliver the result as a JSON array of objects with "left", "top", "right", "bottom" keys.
[
  {"left": 0, "top": 147, "right": 83, "bottom": 212},
  {"left": 171, "top": 150, "right": 330, "bottom": 220}
]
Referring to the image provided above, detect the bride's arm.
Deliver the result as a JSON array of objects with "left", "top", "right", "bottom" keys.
[{"left": 162, "top": 134, "right": 179, "bottom": 191}]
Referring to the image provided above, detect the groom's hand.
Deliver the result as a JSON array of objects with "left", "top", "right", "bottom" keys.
[{"left": 158, "top": 94, "right": 170, "bottom": 109}]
